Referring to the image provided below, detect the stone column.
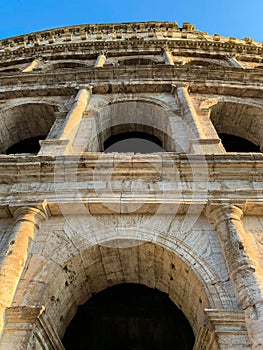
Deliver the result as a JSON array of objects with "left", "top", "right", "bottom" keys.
[
  {"left": 0, "top": 205, "right": 48, "bottom": 336},
  {"left": 58, "top": 87, "right": 92, "bottom": 140},
  {"left": 208, "top": 204, "right": 263, "bottom": 350},
  {"left": 175, "top": 84, "right": 205, "bottom": 139},
  {"left": 227, "top": 55, "right": 244, "bottom": 68},
  {"left": 173, "top": 84, "right": 224, "bottom": 153},
  {"left": 163, "top": 49, "right": 174, "bottom": 65},
  {"left": 94, "top": 52, "right": 106, "bottom": 67},
  {"left": 39, "top": 86, "right": 92, "bottom": 155},
  {"left": 22, "top": 59, "right": 41, "bottom": 72}
]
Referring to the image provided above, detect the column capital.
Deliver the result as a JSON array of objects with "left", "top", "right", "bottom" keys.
[
  {"left": 162, "top": 47, "right": 172, "bottom": 54},
  {"left": 9, "top": 201, "right": 50, "bottom": 228},
  {"left": 206, "top": 201, "right": 246, "bottom": 227},
  {"left": 2, "top": 306, "right": 64, "bottom": 350},
  {"left": 98, "top": 50, "right": 107, "bottom": 56},
  {"left": 163, "top": 48, "right": 174, "bottom": 65},
  {"left": 171, "top": 83, "right": 190, "bottom": 92},
  {"left": 205, "top": 308, "right": 246, "bottom": 326},
  {"left": 77, "top": 84, "right": 93, "bottom": 93},
  {"left": 5, "top": 306, "right": 45, "bottom": 326},
  {"left": 203, "top": 309, "right": 250, "bottom": 348},
  {"left": 161, "top": 44, "right": 170, "bottom": 51},
  {"left": 73, "top": 87, "right": 90, "bottom": 103},
  {"left": 95, "top": 52, "right": 107, "bottom": 67}
]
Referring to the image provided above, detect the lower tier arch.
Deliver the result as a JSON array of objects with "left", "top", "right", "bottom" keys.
[{"left": 6, "top": 236, "right": 244, "bottom": 349}]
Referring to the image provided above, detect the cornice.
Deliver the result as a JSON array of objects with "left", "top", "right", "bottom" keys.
[
  {"left": 0, "top": 154, "right": 261, "bottom": 217},
  {"left": 0, "top": 153, "right": 262, "bottom": 182},
  {"left": 0, "top": 71, "right": 262, "bottom": 100},
  {"left": 0, "top": 21, "right": 262, "bottom": 62}
]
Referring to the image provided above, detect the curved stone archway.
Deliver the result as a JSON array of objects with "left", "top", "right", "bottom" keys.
[
  {"left": 79, "top": 98, "right": 181, "bottom": 153},
  {"left": 62, "top": 283, "right": 195, "bottom": 349},
  {"left": 0, "top": 103, "right": 58, "bottom": 153},
  {"left": 9, "top": 230, "right": 240, "bottom": 349},
  {"left": 183, "top": 59, "right": 228, "bottom": 69},
  {"left": 117, "top": 57, "right": 158, "bottom": 66},
  {"left": 210, "top": 101, "right": 263, "bottom": 151},
  {"left": 43, "top": 61, "right": 90, "bottom": 72}
]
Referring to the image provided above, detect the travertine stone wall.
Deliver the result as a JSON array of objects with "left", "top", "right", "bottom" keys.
[
  {"left": 0, "top": 21, "right": 262, "bottom": 349},
  {"left": 243, "top": 217, "right": 263, "bottom": 270},
  {"left": 6, "top": 215, "right": 236, "bottom": 348}
]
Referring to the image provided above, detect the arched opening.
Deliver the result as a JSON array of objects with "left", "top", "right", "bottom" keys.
[
  {"left": 104, "top": 131, "right": 164, "bottom": 153},
  {"left": 97, "top": 123, "right": 170, "bottom": 153},
  {"left": 44, "top": 61, "right": 88, "bottom": 71},
  {"left": 210, "top": 102, "right": 263, "bottom": 152},
  {"left": 118, "top": 58, "right": 156, "bottom": 66},
  {"left": 6, "top": 135, "right": 46, "bottom": 154},
  {"left": 62, "top": 283, "right": 195, "bottom": 350},
  {"left": 0, "top": 103, "right": 58, "bottom": 154},
  {"left": 0, "top": 67, "right": 20, "bottom": 73},
  {"left": 13, "top": 237, "right": 235, "bottom": 350},
  {"left": 219, "top": 133, "right": 260, "bottom": 152},
  {"left": 81, "top": 101, "right": 176, "bottom": 152},
  {"left": 184, "top": 60, "right": 226, "bottom": 69}
]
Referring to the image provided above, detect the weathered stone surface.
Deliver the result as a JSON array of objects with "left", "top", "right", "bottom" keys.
[{"left": 0, "top": 21, "right": 262, "bottom": 349}]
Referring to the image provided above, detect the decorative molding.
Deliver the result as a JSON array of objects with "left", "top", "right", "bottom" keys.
[{"left": 0, "top": 21, "right": 262, "bottom": 62}]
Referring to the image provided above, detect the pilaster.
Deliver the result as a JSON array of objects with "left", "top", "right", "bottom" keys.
[
  {"left": 173, "top": 84, "right": 224, "bottom": 154},
  {"left": 163, "top": 49, "right": 174, "bottom": 65},
  {"left": 94, "top": 52, "right": 106, "bottom": 67},
  {"left": 227, "top": 55, "right": 244, "bottom": 68},
  {"left": 0, "top": 203, "right": 49, "bottom": 337},
  {"left": 22, "top": 59, "right": 41, "bottom": 73},
  {"left": 207, "top": 203, "right": 263, "bottom": 349},
  {"left": 39, "top": 86, "right": 92, "bottom": 155}
]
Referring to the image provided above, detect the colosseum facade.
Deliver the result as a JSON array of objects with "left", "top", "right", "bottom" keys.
[{"left": 0, "top": 21, "right": 263, "bottom": 349}]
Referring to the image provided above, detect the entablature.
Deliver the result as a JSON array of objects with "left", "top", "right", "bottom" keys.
[{"left": 0, "top": 154, "right": 262, "bottom": 217}]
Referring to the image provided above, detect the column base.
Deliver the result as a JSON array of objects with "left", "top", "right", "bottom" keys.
[
  {"left": 39, "top": 139, "right": 73, "bottom": 156},
  {"left": 189, "top": 138, "right": 225, "bottom": 154}
]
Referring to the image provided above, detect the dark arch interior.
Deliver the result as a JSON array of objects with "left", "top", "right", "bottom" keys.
[
  {"left": 104, "top": 131, "right": 164, "bottom": 153},
  {"left": 6, "top": 135, "right": 46, "bottom": 154},
  {"left": 46, "top": 62, "right": 88, "bottom": 71},
  {"left": 185, "top": 60, "right": 223, "bottom": 69},
  {"left": 118, "top": 58, "right": 155, "bottom": 66},
  {"left": 0, "top": 67, "right": 20, "bottom": 73},
  {"left": 219, "top": 133, "right": 260, "bottom": 152},
  {"left": 62, "top": 284, "right": 195, "bottom": 350}
]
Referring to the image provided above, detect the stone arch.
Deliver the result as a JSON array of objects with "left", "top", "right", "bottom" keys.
[
  {"left": 209, "top": 101, "right": 263, "bottom": 151},
  {"left": 0, "top": 102, "right": 58, "bottom": 153},
  {"left": 0, "top": 67, "right": 21, "bottom": 73},
  {"left": 183, "top": 59, "right": 228, "bottom": 69},
  {"left": 108, "top": 95, "right": 176, "bottom": 111},
  {"left": 83, "top": 97, "right": 178, "bottom": 152},
  {"left": 14, "top": 231, "right": 236, "bottom": 349},
  {"left": 117, "top": 57, "right": 158, "bottom": 66},
  {"left": 42, "top": 61, "right": 89, "bottom": 72}
]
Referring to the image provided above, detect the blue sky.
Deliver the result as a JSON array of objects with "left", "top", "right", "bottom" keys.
[{"left": 0, "top": 0, "right": 262, "bottom": 42}]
